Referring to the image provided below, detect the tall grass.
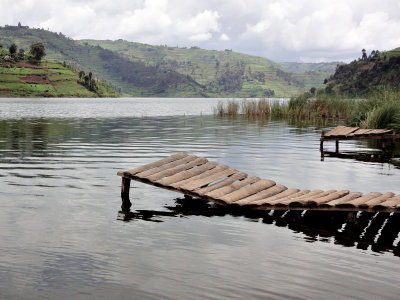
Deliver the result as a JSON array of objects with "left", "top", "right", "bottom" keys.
[
  {"left": 215, "top": 98, "right": 271, "bottom": 118},
  {"left": 214, "top": 89, "right": 400, "bottom": 130}
]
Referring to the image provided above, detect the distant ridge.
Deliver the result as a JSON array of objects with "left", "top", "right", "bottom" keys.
[{"left": 1, "top": 25, "right": 335, "bottom": 97}]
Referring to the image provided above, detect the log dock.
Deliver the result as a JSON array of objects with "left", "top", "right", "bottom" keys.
[
  {"left": 320, "top": 125, "right": 400, "bottom": 154},
  {"left": 117, "top": 152, "right": 400, "bottom": 213}
]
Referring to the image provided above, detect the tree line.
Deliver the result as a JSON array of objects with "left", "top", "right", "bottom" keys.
[{"left": 0, "top": 41, "right": 46, "bottom": 63}]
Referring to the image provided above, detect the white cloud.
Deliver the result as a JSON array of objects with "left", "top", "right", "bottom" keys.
[
  {"left": 220, "top": 33, "right": 230, "bottom": 41},
  {"left": 1, "top": 0, "right": 400, "bottom": 61}
]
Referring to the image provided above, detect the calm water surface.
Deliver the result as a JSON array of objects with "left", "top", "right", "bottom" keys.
[{"left": 0, "top": 98, "right": 399, "bottom": 299}]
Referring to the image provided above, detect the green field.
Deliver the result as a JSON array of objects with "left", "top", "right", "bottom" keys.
[{"left": 0, "top": 59, "right": 119, "bottom": 98}]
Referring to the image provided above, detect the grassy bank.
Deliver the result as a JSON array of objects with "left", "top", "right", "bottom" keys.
[{"left": 215, "top": 89, "right": 400, "bottom": 130}]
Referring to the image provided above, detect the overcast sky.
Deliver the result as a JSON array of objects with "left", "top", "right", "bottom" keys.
[{"left": 2, "top": 0, "right": 400, "bottom": 62}]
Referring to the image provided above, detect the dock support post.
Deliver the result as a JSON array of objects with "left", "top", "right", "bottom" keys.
[
  {"left": 335, "top": 140, "right": 339, "bottom": 153},
  {"left": 121, "top": 177, "right": 132, "bottom": 210},
  {"left": 320, "top": 130, "right": 325, "bottom": 152}
]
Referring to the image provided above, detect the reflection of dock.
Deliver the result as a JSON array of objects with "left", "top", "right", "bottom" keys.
[
  {"left": 118, "top": 197, "right": 400, "bottom": 257},
  {"left": 117, "top": 152, "right": 400, "bottom": 213},
  {"left": 322, "top": 151, "right": 400, "bottom": 169}
]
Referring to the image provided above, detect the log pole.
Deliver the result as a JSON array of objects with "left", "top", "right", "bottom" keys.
[
  {"left": 121, "top": 177, "right": 132, "bottom": 210},
  {"left": 320, "top": 130, "right": 325, "bottom": 152}
]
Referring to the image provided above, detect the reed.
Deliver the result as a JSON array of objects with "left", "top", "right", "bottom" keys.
[{"left": 213, "top": 89, "right": 400, "bottom": 130}]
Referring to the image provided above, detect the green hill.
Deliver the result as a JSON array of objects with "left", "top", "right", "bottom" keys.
[
  {"left": 1, "top": 25, "right": 332, "bottom": 97},
  {"left": 278, "top": 62, "right": 342, "bottom": 74},
  {"left": 0, "top": 46, "right": 118, "bottom": 97},
  {"left": 81, "top": 39, "right": 331, "bottom": 97},
  {"left": 321, "top": 48, "right": 400, "bottom": 95},
  {"left": 0, "top": 26, "right": 204, "bottom": 97}
]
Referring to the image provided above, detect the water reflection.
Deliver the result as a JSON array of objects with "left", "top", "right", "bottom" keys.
[{"left": 119, "top": 197, "right": 400, "bottom": 257}]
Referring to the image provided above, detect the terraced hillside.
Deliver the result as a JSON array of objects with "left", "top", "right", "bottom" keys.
[
  {"left": 1, "top": 25, "right": 333, "bottom": 97},
  {"left": 0, "top": 55, "right": 118, "bottom": 97},
  {"left": 82, "top": 39, "right": 331, "bottom": 97}
]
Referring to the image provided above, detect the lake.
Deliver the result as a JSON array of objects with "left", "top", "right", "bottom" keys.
[{"left": 0, "top": 98, "right": 399, "bottom": 299}]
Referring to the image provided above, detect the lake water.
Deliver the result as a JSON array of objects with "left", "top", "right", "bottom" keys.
[{"left": 0, "top": 98, "right": 399, "bottom": 299}]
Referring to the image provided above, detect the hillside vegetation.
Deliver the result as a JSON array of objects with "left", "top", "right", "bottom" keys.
[
  {"left": 0, "top": 42, "right": 118, "bottom": 97},
  {"left": 322, "top": 48, "right": 400, "bottom": 96},
  {"left": 0, "top": 26, "right": 203, "bottom": 97},
  {"left": 0, "top": 25, "right": 334, "bottom": 97},
  {"left": 278, "top": 62, "right": 342, "bottom": 74},
  {"left": 81, "top": 39, "right": 331, "bottom": 97}
]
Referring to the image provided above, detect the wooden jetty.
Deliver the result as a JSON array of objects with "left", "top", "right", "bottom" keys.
[
  {"left": 320, "top": 125, "right": 400, "bottom": 153},
  {"left": 117, "top": 152, "right": 400, "bottom": 213}
]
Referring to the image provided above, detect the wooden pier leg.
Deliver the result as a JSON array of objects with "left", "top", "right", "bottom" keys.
[
  {"left": 347, "top": 211, "right": 356, "bottom": 224},
  {"left": 335, "top": 140, "right": 339, "bottom": 153},
  {"left": 320, "top": 130, "right": 325, "bottom": 152},
  {"left": 121, "top": 177, "right": 132, "bottom": 211}
]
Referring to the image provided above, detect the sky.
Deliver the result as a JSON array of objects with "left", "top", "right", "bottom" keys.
[{"left": 2, "top": 0, "right": 400, "bottom": 62}]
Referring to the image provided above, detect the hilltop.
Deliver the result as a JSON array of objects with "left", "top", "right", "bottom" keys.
[
  {"left": 0, "top": 25, "right": 335, "bottom": 97},
  {"left": 322, "top": 48, "right": 400, "bottom": 95}
]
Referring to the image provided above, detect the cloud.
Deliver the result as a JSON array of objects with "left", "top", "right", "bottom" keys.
[
  {"left": 239, "top": 0, "right": 400, "bottom": 60},
  {"left": 1, "top": 0, "right": 400, "bottom": 61},
  {"left": 220, "top": 33, "right": 230, "bottom": 41}
]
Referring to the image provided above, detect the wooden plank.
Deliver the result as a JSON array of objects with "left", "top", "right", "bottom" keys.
[
  {"left": 170, "top": 165, "right": 228, "bottom": 188},
  {"left": 234, "top": 184, "right": 287, "bottom": 206},
  {"left": 358, "top": 192, "right": 395, "bottom": 207},
  {"left": 373, "top": 195, "right": 400, "bottom": 209},
  {"left": 367, "top": 129, "right": 383, "bottom": 135},
  {"left": 341, "top": 127, "right": 359, "bottom": 136},
  {"left": 308, "top": 190, "right": 350, "bottom": 206},
  {"left": 157, "top": 162, "right": 218, "bottom": 186},
  {"left": 248, "top": 188, "right": 300, "bottom": 206},
  {"left": 123, "top": 152, "right": 188, "bottom": 175},
  {"left": 351, "top": 129, "right": 373, "bottom": 135},
  {"left": 146, "top": 157, "right": 208, "bottom": 181},
  {"left": 219, "top": 179, "right": 277, "bottom": 204},
  {"left": 289, "top": 190, "right": 337, "bottom": 207},
  {"left": 336, "top": 192, "right": 381, "bottom": 207},
  {"left": 269, "top": 190, "right": 312, "bottom": 206},
  {"left": 178, "top": 167, "right": 238, "bottom": 191},
  {"left": 321, "top": 192, "right": 363, "bottom": 207},
  {"left": 326, "top": 126, "right": 359, "bottom": 137},
  {"left": 196, "top": 172, "right": 248, "bottom": 195},
  {"left": 206, "top": 177, "right": 260, "bottom": 198},
  {"left": 288, "top": 189, "right": 325, "bottom": 200},
  {"left": 324, "top": 126, "right": 347, "bottom": 137},
  {"left": 137, "top": 155, "right": 198, "bottom": 178}
]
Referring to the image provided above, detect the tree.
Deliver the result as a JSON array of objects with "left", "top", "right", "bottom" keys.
[
  {"left": 17, "top": 48, "right": 25, "bottom": 61},
  {"left": 29, "top": 42, "right": 46, "bottom": 62},
  {"left": 79, "top": 71, "right": 85, "bottom": 81},
  {"left": 361, "top": 48, "right": 367, "bottom": 60},
  {"left": 9, "top": 43, "right": 17, "bottom": 55}
]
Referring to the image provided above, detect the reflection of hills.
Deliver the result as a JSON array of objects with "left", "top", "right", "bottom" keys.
[{"left": 119, "top": 197, "right": 400, "bottom": 257}]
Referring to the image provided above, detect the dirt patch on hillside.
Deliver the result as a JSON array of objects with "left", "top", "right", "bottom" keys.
[
  {"left": 2, "top": 62, "right": 43, "bottom": 69},
  {"left": 19, "top": 75, "right": 51, "bottom": 84},
  {"left": 15, "top": 62, "right": 43, "bottom": 68},
  {"left": 0, "top": 89, "right": 13, "bottom": 95},
  {"left": 51, "top": 82, "right": 57, "bottom": 87}
]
